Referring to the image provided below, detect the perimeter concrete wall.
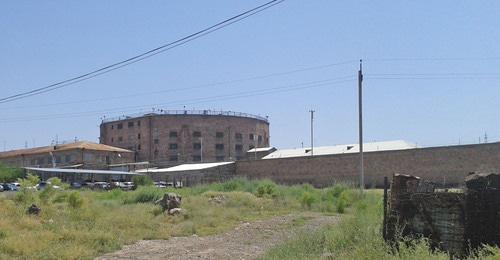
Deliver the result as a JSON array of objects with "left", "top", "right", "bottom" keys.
[{"left": 235, "top": 142, "right": 500, "bottom": 188}]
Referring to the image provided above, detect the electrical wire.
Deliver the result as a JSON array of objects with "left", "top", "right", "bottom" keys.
[
  {"left": 2, "top": 59, "right": 357, "bottom": 110},
  {"left": 0, "top": 76, "right": 356, "bottom": 123},
  {"left": 0, "top": 0, "right": 285, "bottom": 104}
]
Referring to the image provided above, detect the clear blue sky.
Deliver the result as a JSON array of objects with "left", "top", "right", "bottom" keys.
[{"left": 1, "top": 0, "right": 500, "bottom": 151}]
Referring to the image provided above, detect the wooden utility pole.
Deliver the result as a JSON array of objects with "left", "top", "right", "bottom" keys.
[{"left": 358, "top": 59, "right": 364, "bottom": 193}]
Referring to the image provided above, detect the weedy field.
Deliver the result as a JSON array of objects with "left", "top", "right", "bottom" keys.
[
  {"left": 1, "top": 175, "right": 499, "bottom": 260},
  {"left": 0, "top": 175, "right": 352, "bottom": 259}
]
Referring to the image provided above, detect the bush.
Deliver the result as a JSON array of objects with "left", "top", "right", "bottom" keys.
[
  {"left": 132, "top": 175, "right": 153, "bottom": 187},
  {"left": 300, "top": 192, "right": 316, "bottom": 209},
  {"left": 255, "top": 180, "right": 277, "bottom": 198},
  {"left": 68, "top": 192, "right": 84, "bottom": 208}
]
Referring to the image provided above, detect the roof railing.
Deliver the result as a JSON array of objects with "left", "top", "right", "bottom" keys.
[{"left": 101, "top": 110, "right": 269, "bottom": 123}]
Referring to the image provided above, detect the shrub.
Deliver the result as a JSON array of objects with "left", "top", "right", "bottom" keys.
[
  {"left": 132, "top": 175, "right": 154, "bottom": 187},
  {"left": 255, "top": 180, "right": 277, "bottom": 198},
  {"left": 336, "top": 196, "right": 347, "bottom": 213},
  {"left": 68, "top": 192, "right": 84, "bottom": 209},
  {"left": 300, "top": 192, "right": 316, "bottom": 209},
  {"left": 15, "top": 174, "right": 40, "bottom": 205}
]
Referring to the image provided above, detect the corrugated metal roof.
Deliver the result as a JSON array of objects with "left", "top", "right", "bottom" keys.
[
  {"left": 247, "top": 147, "right": 276, "bottom": 153},
  {"left": 25, "top": 167, "right": 141, "bottom": 175},
  {"left": 263, "top": 140, "right": 418, "bottom": 159},
  {"left": 0, "top": 141, "right": 132, "bottom": 159},
  {"left": 136, "top": 161, "right": 234, "bottom": 173}
]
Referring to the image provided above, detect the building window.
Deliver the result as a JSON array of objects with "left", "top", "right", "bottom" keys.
[
  {"left": 169, "top": 143, "right": 178, "bottom": 150},
  {"left": 55, "top": 156, "right": 61, "bottom": 164},
  {"left": 235, "top": 133, "right": 243, "bottom": 140},
  {"left": 137, "top": 120, "right": 141, "bottom": 127},
  {"left": 117, "top": 123, "right": 123, "bottom": 129},
  {"left": 235, "top": 144, "right": 243, "bottom": 151},
  {"left": 65, "top": 155, "right": 71, "bottom": 162},
  {"left": 111, "top": 125, "right": 114, "bottom": 130},
  {"left": 215, "top": 144, "right": 224, "bottom": 150},
  {"left": 137, "top": 133, "right": 141, "bottom": 139},
  {"left": 249, "top": 133, "right": 254, "bottom": 140},
  {"left": 39, "top": 158, "right": 45, "bottom": 165},
  {"left": 216, "top": 132, "right": 224, "bottom": 138},
  {"left": 128, "top": 121, "right": 134, "bottom": 128},
  {"left": 193, "top": 131, "right": 201, "bottom": 137},
  {"left": 111, "top": 137, "right": 114, "bottom": 143},
  {"left": 137, "top": 144, "right": 141, "bottom": 150},
  {"left": 258, "top": 135, "right": 263, "bottom": 143},
  {"left": 118, "top": 136, "right": 123, "bottom": 142},
  {"left": 154, "top": 139, "right": 159, "bottom": 144},
  {"left": 192, "top": 155, "right": 201, "bottom": 162},
  {"left": 169, "top": 155, "right": 178, "bottom": 162},
  {"left": 216, "top": 156, "right": 225, "bottom": 161},
  {"left": 169, "top": 131, "right": 178, "bottom": 138},
  {"left": 193, "top": 143, "right": 201, "bottom": 150}
]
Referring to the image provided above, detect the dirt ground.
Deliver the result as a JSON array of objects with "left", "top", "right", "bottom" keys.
[{"left": 97, "top": 212, "right": 338, "bottom": 260}]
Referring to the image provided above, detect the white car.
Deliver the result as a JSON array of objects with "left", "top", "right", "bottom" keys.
[{"left": 119, "top": 182, "right": 134, "bottom": 190}]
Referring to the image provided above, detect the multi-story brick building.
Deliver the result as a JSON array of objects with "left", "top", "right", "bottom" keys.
[
  {"left": 0, "top": 141, "right": 134, "bottom": 169},
  {"left": 99, "top": 110, "right": 270, "bottom": 167}
]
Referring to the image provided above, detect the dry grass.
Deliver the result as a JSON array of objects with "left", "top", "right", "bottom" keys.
[{"left": 0, "top": 178, "right": 349, "bottom": 259}]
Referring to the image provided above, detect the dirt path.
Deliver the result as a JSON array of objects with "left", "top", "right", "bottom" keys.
[{"left": 97, "top": 212, "right": 338, "bottom": 260}]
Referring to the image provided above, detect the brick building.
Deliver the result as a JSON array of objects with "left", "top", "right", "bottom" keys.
[
  {"left": 99, "top": 110, "right": 270, "bottom": 167},
  {"left": 0, "top": 141, "right": 134, "bottom": 169}
]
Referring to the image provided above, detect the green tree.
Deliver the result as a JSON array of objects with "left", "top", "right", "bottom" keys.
[{"left": 0, "top": 163, "right": 25, "bottom": 183}]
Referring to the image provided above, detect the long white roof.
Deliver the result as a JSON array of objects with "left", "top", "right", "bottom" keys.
[
  {"left": 263, "top": 140, "right": 418, "bottom": 159},
  {"left": 136, "top": 161, "right": 234, "bottom": 173},
  {"left": 25, "top": 167, "right": 142, "bottom": 175}
]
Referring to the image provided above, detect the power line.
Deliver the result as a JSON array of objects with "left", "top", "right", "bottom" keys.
[
  {"left": 0, "top": 0, "right": 285, "bottom": 104},
  {"left": 0, "top": 76, "right": 356, "bottom": 123},
  {"left": 2, "top": 59, "right": 357, "bottom": 110},
  {"left": 364, "top": 57, "right": 500, "bottom": 62}
]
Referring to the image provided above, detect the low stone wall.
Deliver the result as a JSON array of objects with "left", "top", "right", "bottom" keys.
[{"left": 386, "top": 173, "right": 500, "bottom": 257}]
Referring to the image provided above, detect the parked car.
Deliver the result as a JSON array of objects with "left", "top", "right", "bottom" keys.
[
  {"left": 36, "top": 181, "right": 49, "bottom": 190},
  {"left": 154, "top": 181, "right": 168, "bottom": 188},
  {"left": 2, "top": 183, "right": 18, "bottom": 191},
  {"left": 70, "top": 182, "right": 82, "bottom": 189},
  {"left": 0, "top": 184, "right": 4, "bottom": 192},
  {"left": 94, "top": 182, "right": 110, "bottom": 190},
  {"left": 119, "top": 182, "right": 134, "bottom": 191}
]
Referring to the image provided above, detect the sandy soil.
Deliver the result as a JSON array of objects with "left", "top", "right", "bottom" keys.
[{"left": 96, "top": 212, "right": 338, "bottom": 260}]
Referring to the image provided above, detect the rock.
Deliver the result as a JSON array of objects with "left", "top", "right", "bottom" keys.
[
  {"left": 155, "top": 193, "right": 182, "bottom": 212},
  {"left": 27, "top": 204, "right": 41, "bottom": 215},
  {"left": 168, "top": 208, "right": 183, "bottom": 215}
]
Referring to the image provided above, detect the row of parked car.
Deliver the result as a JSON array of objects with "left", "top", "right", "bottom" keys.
[{"left": 0, "top": 180, "right": 182, "bottom": 192}]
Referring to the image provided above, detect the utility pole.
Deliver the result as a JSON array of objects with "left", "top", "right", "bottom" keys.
[
  {"left": 309, "top": 110, "right": 315, "bottom": 156},
  {"left": 358, "top": 59, "right": 364, "bottom": 193}
]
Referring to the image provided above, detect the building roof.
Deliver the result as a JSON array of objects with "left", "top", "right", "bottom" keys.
[
  {"left": 136, "top": 161, "right": 234, "bottom": 173},
  {"left": 247, "top": 147, "right": 276, "bottom": 153},
  {"left": 262, "top": 140, "right": 418, "bottom": 159},
  {"left": 0, "top": 141, "right": 132, "bottom": 159},
  {"left": 25, "top": 167, "right": 142, "bottom": 175}
]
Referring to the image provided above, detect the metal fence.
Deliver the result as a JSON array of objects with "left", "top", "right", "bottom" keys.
[{"left": 101, "top": 109, "right": 268, "bottom": 123}]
